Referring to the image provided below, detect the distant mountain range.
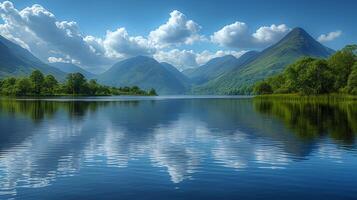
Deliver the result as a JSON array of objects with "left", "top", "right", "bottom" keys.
[
  {"left": 192, "top": 27, "right": 335, "bottom": 94},
  {"left": 50, "top": 62, "right": 96, "bottom": 79},
  {"left": 0, "top": 27, "right": 336, "bottom": 95},
  {"left": 98, "top": 56, "right": 190, "bottom": 94},
  {"left": 0, "top": 35, "right": 66, "bottom": 81},
  {"left": 183, "top": 52, "right": 259, "bottom": 85}
]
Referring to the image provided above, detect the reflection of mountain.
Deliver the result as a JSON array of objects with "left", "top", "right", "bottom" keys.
[{"left": 0, "top": 98, "right": 356, "bottom": 196}]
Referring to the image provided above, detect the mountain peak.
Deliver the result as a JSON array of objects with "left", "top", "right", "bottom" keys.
[
  {"left": 205, "top": 55, "right": 237, "bottom": 65},
  {"left": 265, "top": 27, "right": 335, "bottom": 57},
  {"left": 290, "top": 27, "right": 308, "bottom": 34},
  {"left": 127, "top": 55, "right": 155, "bottom": 62},
  {"left": 281, "top": 27, "right": 314, "bottom": 43},
  {"left": 99, "top": 55, "right": 190, "bottom": 94},
  {"left": 220, "top": 54, "right": 237, "bottom": 59},
  {"left": 115, "top": 55, "right": 158, "bottom": 66}
]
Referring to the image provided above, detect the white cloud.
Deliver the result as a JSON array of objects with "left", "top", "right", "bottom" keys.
[
  {"left": 83, "top": 35, "right": 106, "bottom": 55},
  {"left": 211, "top": 22, "right": 250, "bottom": 48},
  {"left": 102, "top": 27, "right": 155, "bottom": 59},
  {"left": 211, "top": 22, "right": 290, "bottom": 48},
  {"left": 0, "top": 1, "right": 155, "bottom": 72},
  {"left": 154, "top": 49, "right": 246, "bottom": 70},
  {"left": 317, "top": 30, "right": 342, "bottom": 42},
  {"left": 252, "top": 24, "right": 290, "bottom": 44},
  {"left": 154, "top": 49, "right": 198, "bottom": 70},
  {"left": 48, "top": 56, "right": 69, "bottom": 63},
  {"left": 195, "top": 50, "right": 247, "bottom": 66},
  {"left": 149, "top": 10, "right": 203, "bottom": 47},
  {"left": 0, "top": 1, "right": 110, "bottom": 69}
]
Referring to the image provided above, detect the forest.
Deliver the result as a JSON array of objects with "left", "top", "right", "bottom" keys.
[
  {"left": 0, "top": 70, "right": 157, "bottom": 96},
  {"left": 253, "top": 45, "right": 357, "bottom": 95}
]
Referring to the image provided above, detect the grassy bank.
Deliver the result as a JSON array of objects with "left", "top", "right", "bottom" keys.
[{"left": 254, "top": 94, "right": 357, "bottom": 103}]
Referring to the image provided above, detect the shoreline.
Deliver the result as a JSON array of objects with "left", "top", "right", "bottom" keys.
[{"left": 254, "top": 94, "right": 357, "bottom": 102}]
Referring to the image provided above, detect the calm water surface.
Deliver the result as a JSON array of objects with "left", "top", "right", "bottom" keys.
[{"left": 0, "top": 96, "right": 357, "bottom": 200}]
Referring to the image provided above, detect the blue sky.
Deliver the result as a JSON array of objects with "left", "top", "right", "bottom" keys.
[{"left": 1, "top": 0, "right": 356, "bottom": 72}]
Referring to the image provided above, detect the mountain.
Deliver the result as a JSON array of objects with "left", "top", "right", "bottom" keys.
[
  {"left": 160, "top": 62, "right": 191, "bottom": 86},
  {"left": 98, "top": 56, "right": 190, "bottom": 94},
  {"left": 51, "top": 62, "right": 96, "bottom": 79},
  {"left": 194, "top": 27, "right": 335, "bottom": 94},
  {"left": 184, "top": 52, "right": 259, "bottom": 85},
  {"left": 0, "top": 35, "right": 66, "bottom": 80}
]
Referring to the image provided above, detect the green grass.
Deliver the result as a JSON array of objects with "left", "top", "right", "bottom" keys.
[{"left": 255, "top": 93, "right": 357, "bottom": 102}]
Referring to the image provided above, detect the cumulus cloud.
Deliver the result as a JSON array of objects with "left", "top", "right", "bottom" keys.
[
  {"left": 0, "top": 2, "right": 112, "bottom": 68},
  {"left": 317, "top": 30, "right": 342, "bottom": 42},
  {"left": 48, "top": 56, "right": 69, "bottom": 63},
  {"left": 103, "top": 28, "right": 155, "bottom": 59},
  {"left": 195, "top": 50, "right": 247, "bottom": 65},
  {"left": 149, "top": 10, "right": 203, "bottom": 47},
  {"left": 252, "top": 24, "right": 290, "bottom": 43},
  {"left": 47, "top": 55, "right": 80, "bottom": 65},
  {"left": 0, "top": 1, "right": 155, "bottom": 72},
  {"left": 154, "top": 49, "right": 246, "bottom": 70},
  {"left": 211, "top": 22, "right": 290, "bottom": 48},
  {"left": 211, "top": 22, "right": 251, "bottom": 48},
  {"left": 154, "top": 49, "right": 198, "bottom": 70}
]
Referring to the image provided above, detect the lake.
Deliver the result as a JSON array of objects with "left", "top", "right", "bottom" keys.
[{"left": 0, "top": 96, "right": 357, "bottom": 200}]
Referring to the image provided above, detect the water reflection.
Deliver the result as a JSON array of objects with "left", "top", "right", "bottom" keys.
[
  {"left": 253, "top": 99, "right": 357, "bottom": 145},
  {"left": 0, "top": 98, "right": 356, "bottom": 199}
]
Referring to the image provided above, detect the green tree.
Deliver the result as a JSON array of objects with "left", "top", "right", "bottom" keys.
[
  {"left": 43, "top": 75, "right": 58, "bottom": 95},
  {"left": 285, "top": 57, "right": 316, "bottom": 92},
  {"left": 0, "top": 77, "right": 17, "bottom": 95},
  {"left": 328, "top": 49, "right": 355, "bottom": 91},
  {"left": 266, "top": 74, "right": 288, "bottom": 93},
  {"left": 347, "top": 63, "right": 357, "bottom": 95},
  {"left": 148, "top": 88, "right": 157, "bottom": 96},
  {"left": 131, "top": 86, "right": 140, "bottom": 92},
  {"left": 298, "top": 59, "right": 334, "bottom": 95},
  {"left": 29, "top": 70, "right": 45, "bottom": 95},
  {"left": 66, "top": 73, "right": 87, "bottom": 95},
  {"left": 15, "top": 77, "right": 32, "bottom": 95},
  {"left": 0, "top": 71, "right": 154, "bottom": 97},
  {"left": 282, "top": 58, "right": 334, "bottom": 95},
  {"left": 253, "top": 81, "right": 273, "bottom": 94},
  {"left": 88, "top": 79, "right": 99, "bottom": 95},
  {"left": 342, "top": 44, "right": 357, "bottom": 55}
]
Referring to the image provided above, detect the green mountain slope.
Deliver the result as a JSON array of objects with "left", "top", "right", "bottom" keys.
[
  {"left": 184, "top": 52, "right": 259, "bottom": 85},
  {"left": 194, "top": 27, "right": 335, "bottom": 94},
  {"left": 98, "top": 56, "right": 190, "bottom": 94},
  {"left": 51, "top": 62, "right": 96, "bottom": 79},
  {"left": 0, "top": 35, "right": 66, "bottom": 81},
  {"left": 160, "top": 62, "right": 191, "bottom": 86}
]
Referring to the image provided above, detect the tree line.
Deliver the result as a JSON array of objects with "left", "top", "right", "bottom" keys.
[
  {"left": 0, "top": 70, "right": 157, "bottom": 96},
  {"left": 253, "top": 45, "right": 357, "bottom": 95}
]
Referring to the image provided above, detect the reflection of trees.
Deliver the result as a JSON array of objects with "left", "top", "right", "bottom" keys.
[
  {"left": 253, "top": 99, "right": 357, "bottom": 144},
  {"left": 0, "top": 99, "right": 142, "bottom": 121},
  {"left": 0, "top": 100, "right": 58, "bottom": 121}
]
